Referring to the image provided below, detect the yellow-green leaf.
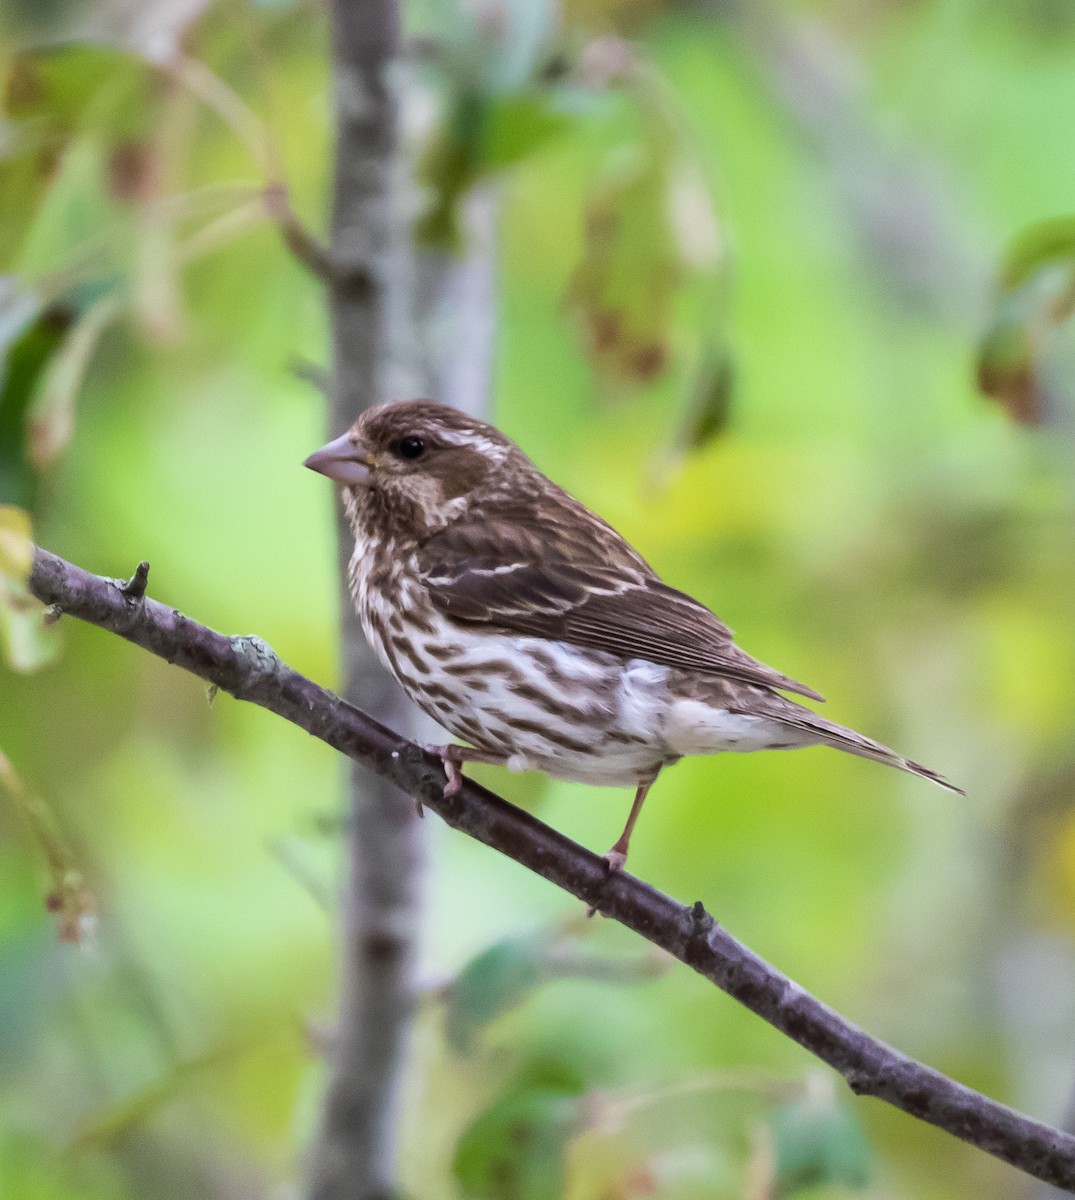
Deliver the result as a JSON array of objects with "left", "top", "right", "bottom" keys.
[
  {"left": 0, "top": 505, "right": 58, "bottom": 672},
  {"left": 1001, "top": 215, "right": 1075, "bottom": 292},
  {"left": 0, "top": 503, "right": 32, "bottom": 579},
  {"left": 1, "top": 597, "right": 61, "bottom": 673}
]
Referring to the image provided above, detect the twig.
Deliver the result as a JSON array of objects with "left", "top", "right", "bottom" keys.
[
  {"left": 170, "top": 54, "right": 274, "bottom": 178},
  {"left": 120, "top": 561, "right": 151, "bottom": 601},
  {"left": 263, "top": 182, "right": 372, "bottom": 295},
  {"left": 290, "top": 358, "right": 331, "bottom": 395},
  {"left": 25, "top": 545, "right": 1075, "bottom": 1195},
  {"left": 170, "top": 45, "right": 371, "bottom": 294}
]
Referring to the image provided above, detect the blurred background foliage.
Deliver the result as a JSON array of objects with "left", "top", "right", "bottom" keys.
[{"left": 2, "top": 0, "right": 1075, "bottom": 1197}]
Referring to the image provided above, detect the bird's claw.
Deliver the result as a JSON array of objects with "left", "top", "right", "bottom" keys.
[
  {"left": 586, "top": 846, "right": 629, "bottom": 918},
  {"left": 602, "top": 848, "right": 628, "bottom": 873},
  {"left": 423, "top": 743, "right": 464, "bottom": 798}
]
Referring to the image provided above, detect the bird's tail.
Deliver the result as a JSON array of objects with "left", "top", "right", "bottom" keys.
[{"left": 777, "top": 710, "right": 964, "bottom": 795}]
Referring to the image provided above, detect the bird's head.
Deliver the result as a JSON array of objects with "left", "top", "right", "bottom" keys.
[{"left": 304, "top": 400, "right": 524, "bottom": 534}]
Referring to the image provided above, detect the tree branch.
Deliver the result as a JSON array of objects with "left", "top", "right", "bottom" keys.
[
  {"left": 26, "top": 544, "right": 1075, "bottom": 1194},
  {"left": 263, "top": 182, "right": 373, "bottom": 295}
]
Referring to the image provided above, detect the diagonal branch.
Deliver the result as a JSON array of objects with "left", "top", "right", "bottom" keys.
[{"left": 26, "top": 544, "right": 1075, "bottom": 1195}]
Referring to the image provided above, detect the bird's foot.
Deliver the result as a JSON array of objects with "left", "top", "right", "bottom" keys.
[
  {"left": 602, "top": 847, "right": 628, "bottom": 874},
  {"left": 442, "top": 759, "right": 464, "bottom": 798},
  {"left": 586, "top": 842, "right": 630, "bottom": 917},
  {"left": 422, "top": 743, "right": 465, "bottom": 798},
  {"left": 423, "top": 743, "right": 506, "bottom": 800}
]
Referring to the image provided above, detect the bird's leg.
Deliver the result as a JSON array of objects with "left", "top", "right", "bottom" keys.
[
  {"left": 424, "top": 743, "right": 509, "bottom": 799},
  {"left": 603, "top": 772, "right": 659, "bottom": 873},
  {"left": 585, "top": 772, "right": 661, "bottom": 918}
]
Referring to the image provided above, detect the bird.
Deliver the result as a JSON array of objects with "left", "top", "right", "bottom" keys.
[{"left": 305, "top": 400, "right": 961, "bottom": 873}]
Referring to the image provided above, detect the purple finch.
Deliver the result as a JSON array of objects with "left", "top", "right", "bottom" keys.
[{"left": 306, "top": 401, "right": 960, "bottom": 871}]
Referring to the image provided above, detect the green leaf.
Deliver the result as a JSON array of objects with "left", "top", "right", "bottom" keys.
[
  {"left": 480, "top": 93, "right": 579, "bottom": 172},
  {"left": 416, "top": 85, "right": 583, "bottom": 250},
  {"left": 3, "top": 45, "right": 159, "bottom": 141},
  {"left": 0, "top": 292, "right": 75, "bottom": 509},
  {"left": 683, "top": 345, "right": 734, "bottom": 450},
  {"left": 0, "top": 1130, "right": 103, "bottom": 1200},
  {"left": 445, "top": 930, "right": 549, "bottom": 1053},
  {"left": 26, "top": 290, "right": 120, "bottom": 469},
  {"left": 0, "top": 47, "right": 162, "bottom": 270},
  {"left": 452, "top": 1066, "right": 585, "bottom": 1200},
  {"left": 769, "top": 1078, "right": 872, "bottom": 1197},
  {"left": 0, "top": 138, "right": 56, "bottom": 275},
  {"left": 1001, "top": 215, "right": 1075, "bottom": 292},
  {"left": 414, "top": 91, "right": 488, "bottom": 251},
  {"left": 0, "top": 275, "right": 116, "bottom": 506}
]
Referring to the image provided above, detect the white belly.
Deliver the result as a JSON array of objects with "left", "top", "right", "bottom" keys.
[
  {"left": 410, "top": 624, "right": 673, "bottom": 786},
  {"left": 664, "top": 699, "right": 808, "bottom": 757}
]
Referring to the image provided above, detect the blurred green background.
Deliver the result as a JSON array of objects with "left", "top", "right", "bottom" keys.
[{"left": 3, "top": 0, "right": 1075, "bottom": 1197}]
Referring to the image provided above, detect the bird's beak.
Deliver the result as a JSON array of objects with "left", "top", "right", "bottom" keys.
[{"left": 304, "top": 433, "right": 375, "bottom": 488}]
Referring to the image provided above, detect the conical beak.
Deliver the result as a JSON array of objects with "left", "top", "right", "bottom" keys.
[{"left": 304, "top": 433, "right": 375, "bottom": 488}]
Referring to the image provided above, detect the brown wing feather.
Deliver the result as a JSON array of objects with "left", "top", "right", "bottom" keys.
[{"left": 418, "top": 506, "right": 825, "bottom": 702}]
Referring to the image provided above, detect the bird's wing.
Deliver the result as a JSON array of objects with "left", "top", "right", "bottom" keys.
[{"left": 417, "top": 517, "right": 825, "bottom": 702}]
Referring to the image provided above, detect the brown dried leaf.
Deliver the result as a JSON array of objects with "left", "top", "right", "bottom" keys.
[
  {"left": 567, "top": 151, "right": 679, "bottom": 385},
  {"left": 978, "top": 218, "right": 1075, "bottom": 425}
]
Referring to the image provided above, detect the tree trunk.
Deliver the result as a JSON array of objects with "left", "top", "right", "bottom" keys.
[
  {"left": 305, "top": 2, "right": 422, "bottom": 1198},
  {"left": 305, "top": 6, "right": 499, "bottom": 1199}
]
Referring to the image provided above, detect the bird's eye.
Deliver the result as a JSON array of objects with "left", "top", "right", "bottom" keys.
[{"left": 396, "top": 435, "right": 425, "bottom": 461}]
